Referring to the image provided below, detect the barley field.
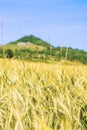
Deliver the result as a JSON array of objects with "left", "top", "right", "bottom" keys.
[{"left": 0, "top": 59, "right": 87, "bottom": 130}]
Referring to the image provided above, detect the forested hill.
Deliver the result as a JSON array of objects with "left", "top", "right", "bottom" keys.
[
  {"left": 7, "top": 35, "right": 52, "bottom": 48},
  {"left": 0, "top": 35, "right": 87, "bottom": 64}
]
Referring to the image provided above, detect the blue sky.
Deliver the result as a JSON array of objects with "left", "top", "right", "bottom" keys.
[{"left": 0, "top": 0, "right": 87, "bottom": 51}]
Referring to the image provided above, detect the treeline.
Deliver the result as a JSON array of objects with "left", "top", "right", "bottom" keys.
[{"left": 0, "top": 47, "right": 87, "bottom": 63}]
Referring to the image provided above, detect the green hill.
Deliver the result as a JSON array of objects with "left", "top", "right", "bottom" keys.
[
  {"left": 0, "top": 35, "right": 87, "bottom": 64},
  {"left": 8, "top": 35, "right": 52, "bottom": 48}
]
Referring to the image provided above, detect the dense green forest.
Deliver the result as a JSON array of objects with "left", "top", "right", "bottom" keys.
[{"left": 0, "top": 35, "right": 87, "bottom": 63}]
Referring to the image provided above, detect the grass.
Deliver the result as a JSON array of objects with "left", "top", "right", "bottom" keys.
[{"left": 0, "top": 58, "right": 87, "bottom": 130}]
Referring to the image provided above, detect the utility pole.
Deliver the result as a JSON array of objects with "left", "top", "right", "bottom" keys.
[
  {"left": 1, "top": 20, "right": 5, "bottom": 58},
  {"left": 60, "top": 47, "right": 62, "bottom": 59},
  {"left": 49, "top": 35, "right": 51, "bottom": 56},
  {"left": 65, "top": 48, "right": 68, "bottom": 59},
  {"left": 18, "top": 24, "right": 22, "bottom": 38},
  {"left": 1, "top": 20, "right": 3, "bottom": 45}
]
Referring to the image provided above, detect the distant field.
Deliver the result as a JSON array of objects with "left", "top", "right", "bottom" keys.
[{"left": 0, "top": 59, "right": 87, "bottom": 130}]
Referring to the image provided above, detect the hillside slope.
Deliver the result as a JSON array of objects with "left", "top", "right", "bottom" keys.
[
  {"left": 0, "top": 35, "right": 87, "bottom": 63},
  {"left": 8, "top": 35, "right": 52, "bottom": 48}
]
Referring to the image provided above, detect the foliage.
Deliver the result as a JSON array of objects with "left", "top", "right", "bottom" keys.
[
  {"left": 0, "top": 35, "right": 87, "bottom": 63},
  {"left": 0, "top": 48, "right": 3, "bottom": 58},
  {"left": 8, "top": 35, "right": 51, "bottom": 48},
  {"left": 5, "top": 49, "right": 14, "bottom": 58}
]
